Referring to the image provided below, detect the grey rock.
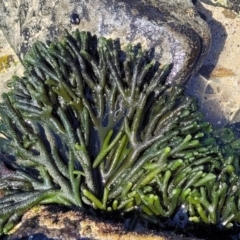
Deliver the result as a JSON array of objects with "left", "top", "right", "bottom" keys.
[{"left": 0, "top": 0, "right": 211, "bottom": 84}]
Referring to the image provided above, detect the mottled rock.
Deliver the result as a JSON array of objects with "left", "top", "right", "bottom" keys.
[
  {"left": 8, "top": 205, "right": 202, "bottom": 240},
  {"left": 186, "top": 1, "right": 240, "bottom": 126},
  {"left": 0, "top": 0, "right": 211, "bottom": 84},
  {"left": 201, "top": 0, "right": 240, "bottom": 15},
  {"left": 0, "top": 30, "right": 24, "bottom": 99}
]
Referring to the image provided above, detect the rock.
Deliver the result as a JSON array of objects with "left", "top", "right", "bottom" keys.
[
  {"left": 200, "top": 0, "right": 240, "bottom": 16},
  {"left": 8, "top": 205, "right": 203, "bottom": 240},
  {"left": 186, "top": 1, "right": 240, "bottom": 126},
  {"left": 0, "top": 0, "right": 211, "bottom": 84},
  {"left": 0, "top": 30, "right": 24, "bottom": 97}
]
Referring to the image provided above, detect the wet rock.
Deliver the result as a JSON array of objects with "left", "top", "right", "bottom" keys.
[
  {"left": 0, "top": 0, "right": 211, "bottom": 84},
  {"left": 8, "top": 205, "right": 202, "bottom": 240}
]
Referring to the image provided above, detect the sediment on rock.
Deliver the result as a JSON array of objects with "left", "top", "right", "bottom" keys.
[{"left": 8, "top": 205, "right": 202, "bottom": 240}]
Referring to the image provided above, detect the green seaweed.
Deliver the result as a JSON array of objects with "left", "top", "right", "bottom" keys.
[{"left": 0, "top": 29, "right": 240, "bottom": 235}]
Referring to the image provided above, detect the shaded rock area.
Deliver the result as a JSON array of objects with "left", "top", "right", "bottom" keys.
[
  {"left": 0, "top": 0, "right": 211, "bottom": 84},
  {"left": 7, "top": 205, "right": 202, "bottom": 240},
  {"left": 186, "top": 1, "right": 240, "bottom": 127}
]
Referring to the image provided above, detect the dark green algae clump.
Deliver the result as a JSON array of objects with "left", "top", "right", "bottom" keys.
[{"left": 0, "top": 29, "right": 240, "bottom": 236}]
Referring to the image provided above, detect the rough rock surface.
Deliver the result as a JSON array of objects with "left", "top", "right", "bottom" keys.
[
  {"left": 187, "top": 1, "right": 240, "bottom": 126},
  {"left": 201, "top": 0, "right": 240, "bottom": 15},
  {"left": 0, "top": 0, "right": 211, "bottom": 84},
  {"left": 0, "top": 30, "right": 23, "bottom": 95},
  {"left": 8, "top": 205, "right": 202, "bottom": 240}
]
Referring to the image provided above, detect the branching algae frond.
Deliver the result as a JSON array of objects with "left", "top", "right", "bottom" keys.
[{"left": 0, "top": 30, "right": 240, "bottom": 235}]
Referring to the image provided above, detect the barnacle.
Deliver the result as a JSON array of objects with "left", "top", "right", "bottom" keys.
[{"left": 0, "top": 29, "right": 240, "bottom": 235}]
